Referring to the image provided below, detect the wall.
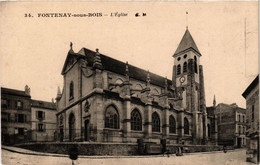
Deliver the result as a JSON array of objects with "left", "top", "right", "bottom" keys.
[
  {"left": 17, "top": 143, "right": 138, "bottom": 156},
  {"left": 16, "top": 142, "right": 224, "bottom": 156}
]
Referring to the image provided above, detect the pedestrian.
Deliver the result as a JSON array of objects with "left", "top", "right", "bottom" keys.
[
  {"left": 69, "top": 146, "right": 78, "bottom": 165},
  {"left": 176, "top": 147, "right": 183, "bottom": 156},
  {"left": 181, "top": 141, "right": 185, "bottom": 153},
  {"left": 164, "top": 149, "right": 170, "bottom": 157},
  {"left": 223, "top": 145, "right": 227, "bottom": 153}
]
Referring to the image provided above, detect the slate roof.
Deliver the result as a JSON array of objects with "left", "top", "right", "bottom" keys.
[
  {"left": 31, "top": 99, "right": 56, "bottom": 110},
  {"left": 242, "top": 75, "right": 259, "bottom": 98},
  {"left": 174, "top": 29, "right": 201, "bottom": 56},
  {"left": 77, "top": 48, "right": 172, "bottom": 88},
  {"left": 1, "top": 87, "right": 30, "bottom": 97}
]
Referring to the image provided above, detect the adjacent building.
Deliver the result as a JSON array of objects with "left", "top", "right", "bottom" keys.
[
  {"left": 31, "top": 100, "right": 56, "bottom": 142},
  {"left": 1, "top": 86, "right": 31, "bottom": 145},
  {"left": 242, "top": 75, "right": 259, "bottom": 164},
  {"left": 1, "top": 86, "right": 57, "bottom": 145},
  {"left": 206, "top": 96, "right": 218, "bottom": 145},
  {"left": 214, "top": 103, "right": 246, "bottom": 147},
  {"left": 56, "top": 29, "right": 218, "bottom": 145}
]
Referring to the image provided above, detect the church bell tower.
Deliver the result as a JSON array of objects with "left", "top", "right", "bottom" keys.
[{"left": 172, "top": 29, "right": 208, "bottom": 144}]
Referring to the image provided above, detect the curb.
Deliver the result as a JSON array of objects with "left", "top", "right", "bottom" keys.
[
  {"left": 2, "top": 146, "right": 242, "bottom": 159},
  {"left": 2, "top": 147, "right": 67, "bottom": 158}
]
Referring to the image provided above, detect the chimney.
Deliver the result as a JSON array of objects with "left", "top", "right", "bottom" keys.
[{"left": 25, "top": 85, "right": 30, "bottom": 96}]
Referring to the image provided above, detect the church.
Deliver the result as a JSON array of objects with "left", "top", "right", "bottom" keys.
[{"left": 56, "top": 29, "right": 218, "bottom": 145}]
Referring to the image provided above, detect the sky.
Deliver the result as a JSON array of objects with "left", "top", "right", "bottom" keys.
[{"left": 0, "top": 2, "right": 258, "bottom": 108}]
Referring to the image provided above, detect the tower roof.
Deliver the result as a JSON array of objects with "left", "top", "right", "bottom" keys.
[{"left": 174, "top": 29, "right": 201, "bottom": 56}]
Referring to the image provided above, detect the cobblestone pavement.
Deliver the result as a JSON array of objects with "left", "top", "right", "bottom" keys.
[{"left": 1, "top": 147, "right": 254, "bottom": 165}]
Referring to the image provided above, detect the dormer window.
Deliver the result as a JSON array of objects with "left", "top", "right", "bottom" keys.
[
  {"left": 184, "top": 54, "right": 187, "bottom": 59},
  {"left": 177, "top": 64, "right": 181, "bottom": 75},
  {"left": 177, "top": 57, "right": 181, "bottom": 61},
  {"left": 69, "top": 81, "right": 74, "bottom": 100}
]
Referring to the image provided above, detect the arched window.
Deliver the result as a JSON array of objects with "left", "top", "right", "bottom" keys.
[
  {"left": 105, "top": 105, "right": 119, "bottom": 129},
  {"left": 169, "top": 115, "right": 176, "bottom": 134},
  {"left": 177, "top": 64, "right": 181, "bottom": 75},
  {"left": 184, "top": 117, "right": 189, "bottom": 135},
  {"left": 152, "top": 112, "right": 160, "bottom": 132},
  {"left": 252, "top": 105, "right": 254, "bottom": 121},
  {"left": 183, "top": 62, "right": 187, "bottom": 73},
  {"left": 69, "top": 81, "right": 74, "bottom": 99},
  {"left": 194, "top": 56, "right": 198, "bottom": 74},
  {"left": 238, "top": 114, "right": 241, "bottom": 122},
  {"left": 243, "top": 115, "right": 245, "bottom": 123},
  {"left": 208, "top": 124, "right": 211, "bottom": 138},
  {"left": 131, "top": 109, "right": 142, "bottom": 131}
]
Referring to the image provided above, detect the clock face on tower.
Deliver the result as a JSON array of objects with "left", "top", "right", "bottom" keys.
[{"left": 179, "top": 76, "right": 185, "bottom": 83}]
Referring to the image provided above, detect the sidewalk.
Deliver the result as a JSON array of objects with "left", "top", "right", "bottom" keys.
[{"left": 1, "top": 145, "right": 238, "bottom": 159}]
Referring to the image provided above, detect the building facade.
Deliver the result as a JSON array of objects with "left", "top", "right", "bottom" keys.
[
  {"left": 31, "top": 100, "right": 57, "bottom": 142},
  {"left": 214, "top": 103, "right": 246, "bottom": 147},
  {"left": 1, "top": 86, "right": 57, "bottom": 145},
  {"left": 56, "top": 29, "right": 217, "bottom": 144},
  {"left": 1, "top": 86, "right": 31, "bottom": 145},
  {"left": 242, "top": 75, "right": 259, "bottom": 164}
]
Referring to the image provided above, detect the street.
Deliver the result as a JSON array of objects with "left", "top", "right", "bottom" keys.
[{"left": 1, "top": 148, "right": 254, "bottom": 165}]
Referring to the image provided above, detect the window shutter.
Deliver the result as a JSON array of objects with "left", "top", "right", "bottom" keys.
[
  {"left": 36, "top": 111, "right": 38, "bottom": 119},
  {"left": 43, "top": 111, "right": 45, "bottom": 120}
]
